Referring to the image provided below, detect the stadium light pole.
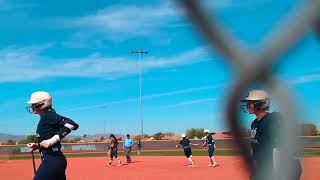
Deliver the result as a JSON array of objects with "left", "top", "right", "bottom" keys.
[
  {"left": 101, "top": 105, "right": 108, "bottom": 137},
  {"left": 130, "top": 50, "right": 148, "bottom": 141}
]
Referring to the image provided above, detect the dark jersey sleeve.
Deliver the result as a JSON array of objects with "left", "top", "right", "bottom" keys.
[
  {"left": 47, "top": 113, "right": 79, "bottom": 139},
  {"left": 258, "top": 113, "right": 279, "bottom": 147},
  {"left": 180, "top": 139, "right": 191, "bottom": 147},
  {"left": 211, "top": 136, "right": 215, "bottom": 144},
  {"left": 111, "top": 139, "right": 115, "bottom": 148},
  {"left": 206, "top": 135, "right": 214, "bottom": 144},
  {"left": 268, "top": 112, "right": 280, "bottom": 148},
  {"left": 58, "top": 116, "right": 79, "bottom": 139},
  {"left": 250, "top": 119, "right": 259, "bottom": 144},
  {"left": 137, "top": 140, "right": 142, "bottom": 148}
]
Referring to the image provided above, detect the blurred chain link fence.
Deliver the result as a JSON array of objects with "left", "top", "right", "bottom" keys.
[{"left": 178, "top": 0, "right": 320, "bottom": 179}]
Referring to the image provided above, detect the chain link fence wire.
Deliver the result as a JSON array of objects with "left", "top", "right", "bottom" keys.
[{"left": 178, "top": 0, "right": 320, "bottom": 179}]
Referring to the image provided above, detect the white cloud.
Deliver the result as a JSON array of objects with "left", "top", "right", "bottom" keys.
[
  {"left": 63, "top": 84, "right": 223, "bottom": 112},
  {"left": 143, "top": 84, "right": 224, "bottom": 99},
  {"left": 58, "top": 0, "right": 260, "bottom": 46},
  {"left": 0, "top": 45, "right": 210, "bottom": 82},
  {"left": 201, "top": 0, "right": 273, "bottom": 10},
  {"left": 157, "top": 97, "right": 218, "bottom": 109},
  {"left": 289, "top": 74, "right": 320, "bottom": 85},
  {"left": 59, "top": 2, "right": 183, "bottom": 42},
  {"left": 54, "top": 0, "right": 272, "bottom": 47}
]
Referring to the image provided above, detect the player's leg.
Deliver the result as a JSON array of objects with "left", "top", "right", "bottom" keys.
[
  {"left": 125, "top": 147, "right": 131, "bottom": 163},
  {"left": 34, "top": 153, "right": 65, "bottom": 180},
  {"left": 34, "top": 160, "right": 52, "bottom": 180},
  {"left": 125, "top": 147, "right": 129, "bottom": 162},
  {"left": 138, "top": 145, "right": 142, "bottom": 155},
  {"left": 109, "top": 150, "right": 114, "bottom": 166},
  {"left": 187, "top": 155, "right": 195, "bottom": 166},
  {"left": 115, "top": 149, "right": 122, "bottom": 166},
  {"left": 127, "top": 147, "right": 132, "bottom": 163},
  {"left": 55, "top": 155, "right": 67, "bottom": 180},
  {"left": 116, "top": 157, "right": 122, "bottom": 166},
  {"left": 207, "top": 145, "right": 213, "bottom": 166},
  {"left": 184, "top": 147, "right": 195, "bottom": 166},
  {"left": 211, "top": 156, "right": 218, "bottom": 167},
  {"left": 291, "top": 159, "right": 302, "bottom": 180},
  {"left": 208, "top": 145, "right": 218, "bottom": 166}
]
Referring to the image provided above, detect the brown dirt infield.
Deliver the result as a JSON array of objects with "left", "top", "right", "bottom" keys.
[{"left": 0, "top": 156, "right": 319, "bottom": 180}]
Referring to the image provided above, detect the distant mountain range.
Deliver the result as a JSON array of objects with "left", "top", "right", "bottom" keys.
[
  {"left": 0, "top": 133, "right": 125, "bottom": 142},
  {"left": 0, "top": 133, "right": 27, "bottom": 141}
]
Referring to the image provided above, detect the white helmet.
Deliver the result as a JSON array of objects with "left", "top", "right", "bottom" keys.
[
  {"left": 241, "top": 90, "right": 270, "bottom": 110},
  {"left": 204, "top": 129, "right": 210, "bottom": 133},
  {"left": 26, "top": 91, "right": 52, "bottom": 113},
  {"left": 181, "top": 133, "right": 186, "bottom": 138}
]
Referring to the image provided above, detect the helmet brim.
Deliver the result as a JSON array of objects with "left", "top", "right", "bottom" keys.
[
  {"left": 241, "top": 98, "right": 260, "bottom": 102},
  {"left": 26, "top": 100, "right": 37, "bottom": 104}
]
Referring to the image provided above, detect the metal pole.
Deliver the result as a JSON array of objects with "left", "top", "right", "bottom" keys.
[
  {"left": 101, "top": 106, "right": 107, "bottom": 137},
  {"left": 138, "top": 51, "right": 144, "bottom": 141},
  {"left": 104, "top": 118, "right": 106, "bottom": 136},
  {"left": 130, "top": 50, "right": 148, "bottom": 141}
]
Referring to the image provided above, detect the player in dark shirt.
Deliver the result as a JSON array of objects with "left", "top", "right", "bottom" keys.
[
  {"left": 176, "top": 133, "right": 198, "bottom": 166},
  {"left": 202, "top": 129, "right": 219, "bottom": 167},
  {"left": 108, "top": 134, "right": 122, "bottom": 166},
  {"left": 241, "top": 90, "right": 302, "bottom": 180},
  {"left": 26, "top": 91, "right": 79, "bottom": 180},
  {"left": 137, "top": 139, "right": 142, "bottom": 155}
]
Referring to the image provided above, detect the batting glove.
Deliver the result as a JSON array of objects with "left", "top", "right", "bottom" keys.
[
  {"left": 40, "top": 135, "right": 60, "bottom": 148},
  {"left": 27, "top": 143, "right": 38, "bottom": 152}
]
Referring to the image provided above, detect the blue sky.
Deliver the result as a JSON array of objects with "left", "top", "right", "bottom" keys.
[{"left": 0, "top": 0, "right": 319, "bottom": 136}]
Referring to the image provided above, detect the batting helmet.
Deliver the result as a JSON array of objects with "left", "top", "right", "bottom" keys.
[
  {"left": 241, "top": 90, "right": 270, "bottom": 111},
  {"left": 26, "top": 91, "right": 52, "bottom": 113}
]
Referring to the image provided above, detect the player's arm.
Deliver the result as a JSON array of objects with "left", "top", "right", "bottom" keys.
[
  {"left": 57, "top": 117, "right": 79, "bottom": 139},
  {"left": 202, "top": 141, "right": 207, "bottom": 147},
  {"left": 176, "top": 141, "right": 182, "bottom": 148},
  {"left": 260, "top": 115, "right": 279, "bottom": 148},
  {"left": 137, "top": 141, "right": 142, "bottom": 149},
  {"left": 189, "top": 139, "right": 198, "bottom": 146},
  {"left": 40, "top": 116, "right": 79, "bottom": 148},
  {"left": 107, "top": 145, "right": 111, "bottom": 155}
]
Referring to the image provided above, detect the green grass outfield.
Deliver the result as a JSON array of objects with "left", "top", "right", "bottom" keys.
[{"left": 1, "top": 148, "right": 319, "bottom": 160}]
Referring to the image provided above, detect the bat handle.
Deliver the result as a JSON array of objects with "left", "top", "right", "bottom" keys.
[{"left": 31, "top": 151, "right": 36, "bottom": 175}]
